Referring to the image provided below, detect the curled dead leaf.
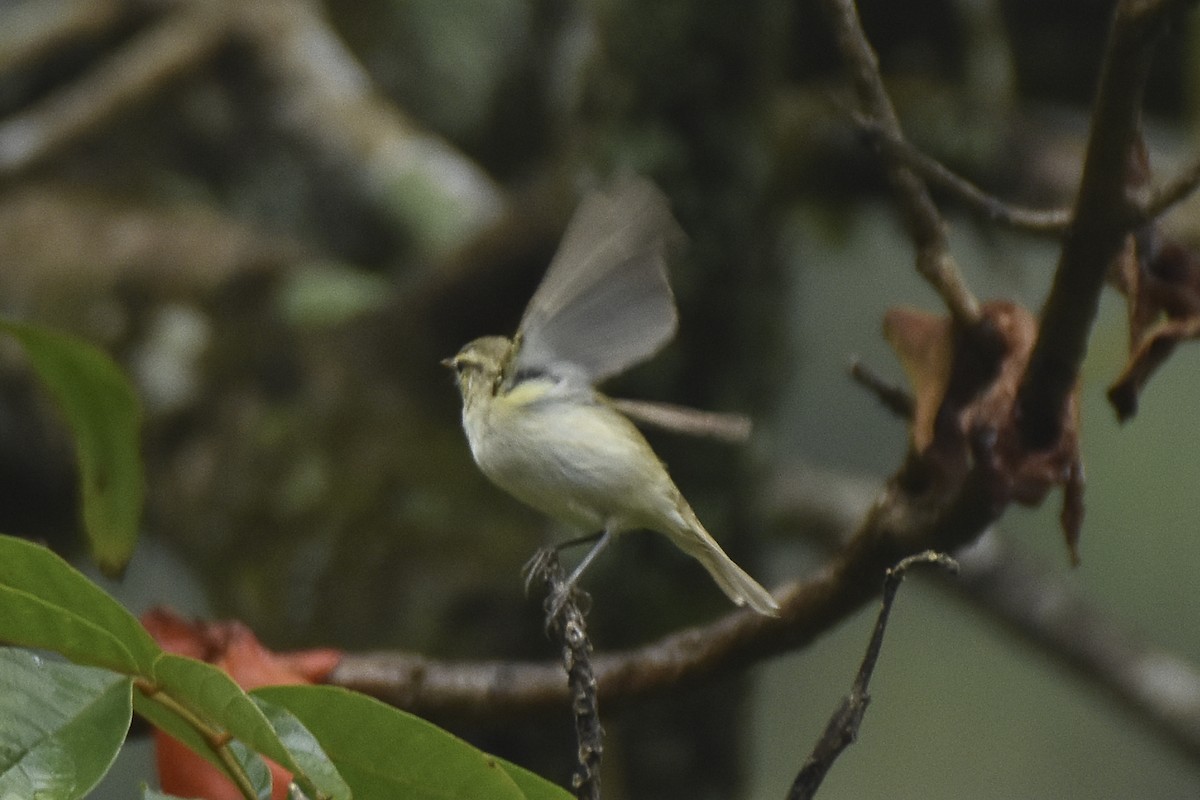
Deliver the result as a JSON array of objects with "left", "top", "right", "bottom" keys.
[
  {"left": 1109, "top": 232, "right": 1200, "bottom": 421},
  {"left": 883, "top": 301, "right": 1084, "bottom": 562}
]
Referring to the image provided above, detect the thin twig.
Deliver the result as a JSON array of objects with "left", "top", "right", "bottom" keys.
[
  {"left": 234, "top": 0, "right": 506, "bottom": 258},
  {"left": 849, "top": 358, "right": 914, "bottom": 420},
  {"left": 856, "top": 119, "right": 1072, "bottom": 235},
  {"left": 1016, "top": 0, "right": 1189, "bottom": 449},
  {"left": 0, "top": 4, "right": 230, "bottom": 176},
  {"left": 1140, "top": 154, "right": 1200, "bottom": 222},
  {"left": 787, "top": 551, "right": 958, "bottom": 800},
  {"left": 762, "top": 464, "right": 1200, "bottom": 766},
  {"left": 0, "top": 0, "right": 127, "bottom": 76},
  {"left": 525, "top": 549, "right": 603, "bottom": 800},
  {"left": 817, "top": 0, "right": 980, "bottom": 328}
]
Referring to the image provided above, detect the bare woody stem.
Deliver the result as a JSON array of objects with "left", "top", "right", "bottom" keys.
[
  {"left": 1016, "top": 0, "right": 1186, "bottom": 448},
  {"left": 854, "top": 119, "right": 1073, "bottom": 235},
  {"left": 332, "top": 465, "right": 1200, "bottom": 767},
  {"left": 525, "top": 550, "right": 603, "bottom": 800},
  {"left": 788, "top": 551, "right": 958, "bottom": 800},
  {"left": 817, "top": 0, "right": 980, "bottom": 328}
]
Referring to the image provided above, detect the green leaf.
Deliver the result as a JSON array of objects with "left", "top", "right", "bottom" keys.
[
  {"left": 494, "top": 758, "right": 577, "bottom": 800},
  {"left": 131, "top": 689, "right": 246, "bottom": 791},
  {"left": 148, "top": 655, "right": 319, "bottom": 792},
  {"left": 0, "top": 535, "right": 159, "bottom": 673},
  {"left": 228, "top": 740, "right": 275, "bottom": 800},
  {"left": 254, "top": 685, "right": 572, "bottom": 800},
  {"left": 133, "top": 683, "right": 276, "bottom": 800},
  {"left": 253, "top": 695, "right": 350, "bottom": 800},
  {"left": 0, "top": 318, "right": 142, "bottom": 575},
  {"left": 141, "top": 789, "right": 198, "bottom": 800},
  {"left": 0, "top": 648, "right": 132, "bottom": 800}
]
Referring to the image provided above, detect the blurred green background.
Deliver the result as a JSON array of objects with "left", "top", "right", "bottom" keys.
[{"left": 2, "top": 0, "right": 1199, "bottom": 797}]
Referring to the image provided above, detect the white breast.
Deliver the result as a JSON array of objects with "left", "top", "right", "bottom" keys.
[{"left": 463, "top": 379, "right": 681, "bottom": 535}]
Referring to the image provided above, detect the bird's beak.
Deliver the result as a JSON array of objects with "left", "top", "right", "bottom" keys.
[{"left": 440, "top": 356, "right": 456, "bottom": 369}]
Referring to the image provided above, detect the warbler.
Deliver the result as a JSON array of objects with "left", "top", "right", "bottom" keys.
[{"left": 444, "top": 177, "right": 779, "bottom": 617}]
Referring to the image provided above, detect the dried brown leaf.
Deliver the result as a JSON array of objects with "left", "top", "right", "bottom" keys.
[
  {"left": 884, "top": 301, "right": 1084, "bottom": 561},
  {"left": 1108, "top": 233, "right": 1200, "bottom": 421},
  {"left": 882, "top": 307, "right": 953, "bottom": 454},
  {"left": 1109, "top": 315, "right": 1200, "bottom": 421}
]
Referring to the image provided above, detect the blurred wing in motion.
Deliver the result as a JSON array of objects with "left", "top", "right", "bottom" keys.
[{"left": 514, "top": 177, "right": 684, "bottom": 385}]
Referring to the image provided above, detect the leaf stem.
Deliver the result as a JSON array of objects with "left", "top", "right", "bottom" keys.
[{"left": 135, "top": 677, "right": 262, "bottom": 800}]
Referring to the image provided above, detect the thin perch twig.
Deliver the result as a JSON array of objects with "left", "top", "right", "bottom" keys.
[
  {"left": 787, "top": 551, "right": 958, "bottom": 800},
  {"left": 525, "top": 549, "right": 603, "bottom": 800}
]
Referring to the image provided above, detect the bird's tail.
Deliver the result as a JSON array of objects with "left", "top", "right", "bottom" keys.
[{"left": 665, "top": 511, "right": 780, "bottom": 617}]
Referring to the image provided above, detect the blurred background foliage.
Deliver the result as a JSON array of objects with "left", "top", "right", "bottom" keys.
[{"left": 1, "top": 0, "right": 1199, "bottom": 797}]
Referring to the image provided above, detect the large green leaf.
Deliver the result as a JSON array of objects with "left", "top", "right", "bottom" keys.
[
  {"left": 494, "top": 758, "right": 578, "bottom": 800},
  {"left": 254, "top": 685, "right": 572, "bottom": 800},
  {"left": 227, "top": 740, "right": 276, "bottom": 800},
  {"left": 252, "top": 695, "right": 350, "bottom": 800},
  {"left": 131, "top": 689, "right": 273, "bottom": 799},
  {"left": 0, "top": 318, "right": 142, "bottom": 574},
  {"left": 149, "top": 654, "right": 345, "bottom": 798},
  {"left": 0, "top": 535, "right": 159, "bottom": 673},
  {"left": 0, "top": 648, "right": 132, "bottom": 800}
]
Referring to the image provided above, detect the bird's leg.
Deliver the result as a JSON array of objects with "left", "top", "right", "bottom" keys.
[
  {"left": 551, "top": 528, "right": 613, "bottom": 618},
  {"left": 556, "top": 530, "right": 607, "bottom": 552},
  {"left": 524, "top": 529, "right": 613, "bottom": 618},
  {"left": 522, "top": 530, "right": 604, "bottom": 593},
  {"left": 563, "top": 528, "right": 613, "bottom": 594},
  {"left": 525, "top": 527, "right": 600, "bottom": 592}
]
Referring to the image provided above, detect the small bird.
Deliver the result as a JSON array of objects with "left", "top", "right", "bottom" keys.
[{"left": 444, "top": 177, "right": 779, "bottom": 617}]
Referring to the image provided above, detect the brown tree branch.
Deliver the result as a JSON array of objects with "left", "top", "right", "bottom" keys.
[
  {"left": 816, "top": 0, "right": 980, "bottom": 328},
  {"left": 855, "top": 119, "right": 1073, "bottom": 235},
  {"left": 332, "top": 465, "right": 1200, "bottom": 766},
  {"left": 0, "top": 3, "right": 230, "bottom": 176},
  {"left": 1016, "top": 0, "right": 1189, "bottom": 449},
  {"left": 766, "top": 465, "right": 1200, "bottom": 765},
  {"left": 332, "top": 457, "right": 1002, "bottom": 717}
]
